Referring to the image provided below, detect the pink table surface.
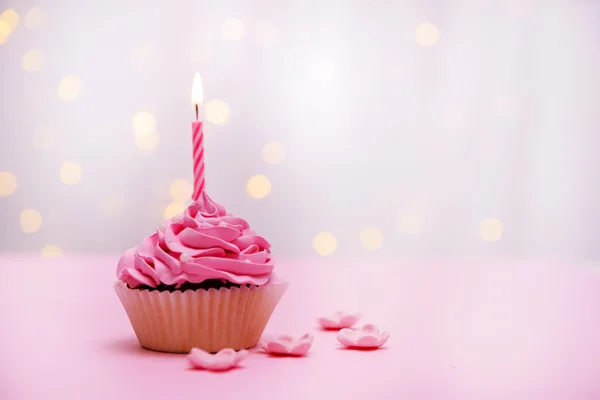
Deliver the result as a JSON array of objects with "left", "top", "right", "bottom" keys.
[{"left": 1, "top": 255, "right": 600, "bottom": 400}]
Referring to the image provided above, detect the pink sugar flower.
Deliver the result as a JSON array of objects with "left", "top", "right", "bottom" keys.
[
  {"left": 337, "top": 324, "right": 390, "bottom": 349},
  {"left": 260, "top": 333, "right": 313, "bottom": 356},
  {"left": 187, "top": 348, "right": 247, "bottom": 371},
  {"left": 317, "top": 311, "right": 362, "bottom": 330}
]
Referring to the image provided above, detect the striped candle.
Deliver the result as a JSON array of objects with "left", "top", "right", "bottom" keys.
[
  {"left": 191, "top": 72, "right": 205, "bottom": 201},
  {"left": 191, "top": 120, "right": 205, "bottom": 200}
]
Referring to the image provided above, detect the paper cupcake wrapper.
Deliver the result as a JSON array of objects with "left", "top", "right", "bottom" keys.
[{"left": 114, "top": 280, "right": 289, "bottom": 354}]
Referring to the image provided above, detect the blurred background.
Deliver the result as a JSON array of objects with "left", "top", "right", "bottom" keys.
[{"left": 1, "top": 0, "right": 599, "bottom": 261}]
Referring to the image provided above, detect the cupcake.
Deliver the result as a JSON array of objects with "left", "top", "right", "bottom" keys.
[{"left": 114, "top": 191, "right": 288, "bottom": 354}]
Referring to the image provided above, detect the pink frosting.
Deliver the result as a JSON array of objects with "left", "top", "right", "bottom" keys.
[{"left": 117, "top": 192, "right": 275, "bottom": 288}]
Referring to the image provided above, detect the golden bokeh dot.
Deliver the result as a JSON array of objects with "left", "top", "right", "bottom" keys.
[
  {"left": 360, "top": 226, "right": 384, "bottom": 250},
  {"left": 42, "top": 244, "right": 63, "bottom": 258},
  {"left": 0, "top": 20, "right": 12, "bottom": 44},
  {"left": 25, "top": 6, "right": 45, "bottom": 30},
  {"left": 0, "top": 9, "right": 19, "bottom": 31},
  {"left": 102, "top": 194, "right": 125, "bottom": 217},
  {"left": 262, "top": 141, "right": 285, "bottom": 165},
  {"left": 22, "top": 48, "right": 44, "bottom": 72},
  {"left": 246, "top": 175, "right": 271, "bottom": 199},
  {"left": 480, "top": 218, "right": 503, "bottom": 242},
  {"left": 163, "top": 202, "right": 186, "bottom": 220},
  {"left": 59, "top": 160, "right": 83, "bottom": 185},
  {"left": 312, "top": 232, "right": 337, "bottom": 256},
  {"left": 0, "top": 171, "right": 17, "bottom": 196},
  {"left": 255, "top": 22, "right": 277, "bottom": 47},
  {"left": 222, "top": 18, "right": 245, "bottom": 42},
  {"left": 416, "top": 22, "right": 440, "bottom": 47},
  {"left": 33, "top": 124, "right": 54, "bottom": 149},
  {"left": 169, "top": 179, "right": 193, "bottom": 202},
  {"left": 134, "top": 131, "right": 159, "bottom": 151},
  {"left": 132, "top": 111, "right": 156, "bottom": 137},
  {"left": 20, "top": 208, "right": 42, "bottom": 233},
  {"left": 58, "top": 75, "right": 82, "bottom": 101},
  {"left": 398, "top": 212, "right": 423, "bottom": 235},
  {"left": 204, "top": 100, "right": 232, "bottom": 125}
]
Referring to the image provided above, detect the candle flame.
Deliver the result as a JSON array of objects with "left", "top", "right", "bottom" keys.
[{"left": 191, "top": 73, "right": 204, "bottom": 105}]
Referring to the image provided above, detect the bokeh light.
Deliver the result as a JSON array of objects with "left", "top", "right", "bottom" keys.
[
  {"left": 204, "top": 100, "right": 231, "bottom": 125},
  {"left": 58, "top": 75, "right": 82, "bottom": 101},
  {"left": 0, "top": 9, "right": 19, "bottom": 32},
  {"left": 33, "top": 124, "right": 54, "bottom": 149},
  {"left": 0, "top": 20, "right": 10, "bottom": 44},
  {"left": 42, "top": 244, "right": 63, "bottom": 258},
  {"left": 102, "top": 195, "right": 125, "bottom": 217},
  {"left": 255, "top": 22, "right": 277, "bottom": 47},
  {"left": 360, "top": 226, "right": 384, "bottom": 250},
  {"left": 222, "top": 18, "right": 245, "bottom": 42},
  {"left": 480, "top": 218, "right": 503, "bottom": 242},
  {"left": 246, "top": 175, "right": 271, "bottom": 199},
  {"left": 0, "top": 2, "right": 590, "bottom": 263},
  {"left": 134, "top": 131, "right": 159, "bottom": 151},
  {"left": 131, "top": 110, "right": 158, "bottom": 153},
  {"left": 398, "top": 212, "right": 423, "bottom": 235},
  {"left": 22, "top": 48, "right": 44, "bottom": 72},
  {"left": 163, "top": 202, "right": 186, "bottom": 220},
  {"left": 169, "top": 179, "right": 193, "bottom": 202},
  {"left": 262, "top": 141, "right": 285, "bottom": 165},
  {"left": 415, "top": 22, "right": 440, "bottom": 47},
  {"left": 132, "top": 111, "right": 156, "bottom": 137},
  {"left": 20, "top": 208, "right": 42, "bottom": 233},
  {"left": 25, "top": 7, "right": 46, "bottom": 30},
  {"left": 59, "top": 161, "right": 83, "bottom": 185},
  {"left": 312, "top": 232, "right": 337, "bottom": 256},
  {"left": 0, "top": 171, "right": 17, "bottom": 197}
]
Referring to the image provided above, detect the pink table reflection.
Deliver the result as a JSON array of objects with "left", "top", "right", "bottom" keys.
[{"left": 1, "top": 255, "right": 599, "bottom": 399}]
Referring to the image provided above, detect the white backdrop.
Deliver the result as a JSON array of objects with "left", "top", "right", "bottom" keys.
[{"left": 1, "top": 0, "right": 599, "bottom": 261}]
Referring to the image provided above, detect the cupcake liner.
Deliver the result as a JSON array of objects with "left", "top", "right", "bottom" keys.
[{"left": 114, "top": 280, "right": 289, "bottom": 354}]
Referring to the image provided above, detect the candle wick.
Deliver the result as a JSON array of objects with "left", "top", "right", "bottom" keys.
[{"left": 195, "top": 104, "right": 199, "bottom": 120}]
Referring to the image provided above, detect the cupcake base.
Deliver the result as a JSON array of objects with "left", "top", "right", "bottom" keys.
[{"left": 114, "top": 280, "right": 288, "bottom": 354}]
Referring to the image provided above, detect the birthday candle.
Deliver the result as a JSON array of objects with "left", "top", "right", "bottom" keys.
[{"left": 191, "top": 73, "right": 205, "bottom": 200}]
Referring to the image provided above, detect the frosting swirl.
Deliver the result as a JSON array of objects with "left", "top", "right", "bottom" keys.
[{"left": 117, "top": 192, "right": 274, "bottom": 288}]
